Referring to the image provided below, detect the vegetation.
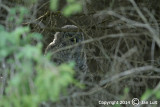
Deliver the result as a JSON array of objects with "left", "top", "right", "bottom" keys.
[
  {"left": 0, "top": 1, "right": 79, "bottom": 106},
  {"left": 0, "top": 0, "right": 160, "bottom": 107}
]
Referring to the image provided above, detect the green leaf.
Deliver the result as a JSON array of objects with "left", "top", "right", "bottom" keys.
[
  {"left": 0, "top": 25, "right": 4, "bottom": 31},
  {"left": 50, "top": 0, "right": 59, "bottom": 11},
  {"left": 29, "top": 32, "right": 42, "bottom": 41},
  {"left": 62, "top": 2, "right": 82, "bottom": 16},
  {"left": 113, "top": 104, "right": 121, "bottom": 107},
  {"left": 124, "top": 87, "right": 129, "bottom": 94},
  {"left": 67, "top": 0, "right": 75, "bottom": 3},
  {"left": 8, "top": 7, "right": 29, "bottom": 24},
  {"left": 141, "top": 89, "right": 152, "bottom": 100},
  {"left": 13, "top": 27, "right": 30, "bottom": 37},
  {"left": 68, "top": 61, "right": 75, "bottom": 68},
  {"left": 59, "top": 63, "right": 74, "bottom": 74},
  {"left": 17, "top": 45, "right": 41, "bottom": 60},
  {"left": 0, "top": 49, "right": 8, "bottom": 58},
  {"left": 155, "top": 91, "right": 160, "bottom": 99}
]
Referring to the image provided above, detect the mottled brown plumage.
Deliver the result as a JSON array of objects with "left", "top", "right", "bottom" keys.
[{"left": 45, "top": 25, "right": 88, "bottom": 72}]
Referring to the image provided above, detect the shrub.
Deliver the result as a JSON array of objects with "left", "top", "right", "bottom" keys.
[{"left": 0, "top": 5, "right": 77, "bottom": 106}]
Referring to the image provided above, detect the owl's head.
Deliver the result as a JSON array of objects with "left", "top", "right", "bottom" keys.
[
  {"left": 45, "top": 25, "right": 84, "bottom": 54},
  {"left": 55, "top": 25, "right": 84, "bottom": 46}
]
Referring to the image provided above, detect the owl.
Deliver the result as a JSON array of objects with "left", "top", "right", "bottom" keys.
[{"left": 45, "top": 25, "right": 88, "bottom": 72}]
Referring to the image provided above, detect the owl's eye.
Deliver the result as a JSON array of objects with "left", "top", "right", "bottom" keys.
[{"left": 70, "top": 38, "right": 77, "bottom": 43}]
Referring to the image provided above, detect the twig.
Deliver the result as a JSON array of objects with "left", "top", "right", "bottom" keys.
[
  {"left": 50, "top": 32, "right": 147, "bottom": 55},
  {"left": 100, "top": 66, "right": 160, "bottom": 86}
]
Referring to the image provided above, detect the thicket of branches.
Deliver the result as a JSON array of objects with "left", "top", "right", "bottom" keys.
[{"left": 0, "top": 0, "right": 160, "bottom": 107}]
